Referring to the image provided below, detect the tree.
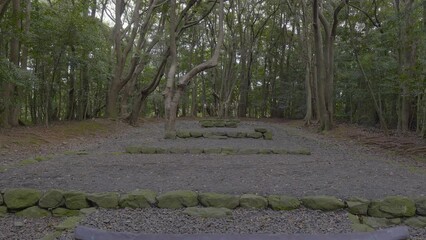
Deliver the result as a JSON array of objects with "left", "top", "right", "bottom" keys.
[{"left": 164, "top": 0, "right": 224, "bottom": 133}]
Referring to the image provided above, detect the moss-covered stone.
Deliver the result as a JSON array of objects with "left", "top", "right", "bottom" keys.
[
  {"left": 140, "top": 147, "right": 158, "bottom": 154},
  {"left": 362, "top": 217, "right": 401, "bottom": 229},
  {"left": 351, "top": 223, "right": 374, "bottom": 232},
  {"left": 221, "top": 148, "right": 238, "bottom": 155},
  {"left": 176, "top": 131, "right": 191, "bottom": 138},
  {"left": 119, "top": 189, "right": 157, "bottom": 209},
  {"left": 240, "top": 194, "right": 268, "bottom": 209},
  {"left": 16, "top": 206, "right": 51, "bottom": 218},
  {"left": 87, "top": 192, "right": 119, "bottom": 209},
  {"left": 4, "top": 188, "right": 41, "bottom": 210},
  {"left": 79, "top": 207, "right": 97, "bottom": 215},
  {"left": 403, "top": 216, "right": 426, "bottom": 228},
  {"left": 254, "top": 128, "right": 268, "bottom": 133},
  {"left": 258, "top": 149, "right": 273, "bottom": 154},
  {"left": 226, "top": 132, "right": 239, "bottom": 138},
  {"left": 301, "top": 196, "right": 345, "bottom": 211},
  {"left": 287, "top": 149, "right": 311, "bottom": 155},
  {"left": 125, "top": 146, "right": 142, "bottom": 154},
  {"left": 39, "top": 189, "right": 64, "bottom": 209},
  {"left": 235, "top": 132, "right": 247, "bottom": 138},
  {"left": 164, "top": 131, "right": 177, "bottom": 139},
  {"left": 64, "top": 192, "right": 89, "bottom": 210},
  {"left": 224, "top": 122, "right": 238, "bottom": 128},
  {"left": 246, "top": 132, "right": 263, "bottom": 139},
  {"left": 346, "top": 197, "right": 370, "bottom": 215},
  {"left": 368, "top": 196, "right": 416, "bottom": 218},
  {"left": 169, "top": 148, "right": 188, "bottom": 154},
  {"left": 157, "top": 190, "right": 198, "bottom": 209},
  {"left": 415, "top": 197, "right": 426, "bottom": 216},
  {"left": 267, "top": 195, "right": 300, "bottom": 211},
  {"left": 52, "top": 208, "right": 81, "bottom": 217},
  {"left": 0, "top": 193, "right": 3, "bottom": 205},
  {"left": 199, "top": 193, "right": 240, "bottom": 209},
  {"left": 214, "top": 121, "right": 226, "bottom": 127},
  {"left": 0, "top": 206, "right": 7, "bottom": 217},
  {"left": 188, "top": 148, "right": 204, "bottom": 154},
  {"left": 263, "top": 132, "right": 273, "bottom": 140},
  {"left": 183, "top": 207, "right": 232, "bottom": 218},
  {"left": 207, "top": 135, "right": 228, "bottom": 140},
  {"left": 203, "top": 148, "right": 222, "bottom": 154},
  {"left": 155, "top": 148, "right": 167, "bottom": 154},
  {"left": 190, "top": 132, "right": 204, "bottom": 138},
  {"left": 55, "top": 216, "right": 84, "bottom": 231},
  {"left": 238, "top": 149, "right": 259, "bottom": 154}
]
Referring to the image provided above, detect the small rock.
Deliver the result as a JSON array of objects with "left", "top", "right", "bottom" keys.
[
  {"left": 190, "top": 132, "right": 204, "bottom": 138},
  {"left": 0, "top": 192, "right": 3, "bottom": 205},
  {"left": 14, "top": 221, "right": 24, "bottom": 227},
  {"left": 362, "top": 216, "right": 401, "bottom": 228},
  {"left": 301, "top": 195, "right": 345, "bottom": 211},
  {"left": 346, "top": 197, "right": 370, "bottom": 215},
  {"left": 199, "top": 193, "right": 240, "bottom": 209},
  {"left": 0, "top": 206, "right": 7, "bottom": 217},
  {"left": 368, "top": 196, "right": 416, "bottom": 218},
  {"left": 4, "top": 188, "right": 41, "bottom": 210},
  {"left": 16, "top": 206, "right": 51, "bottom": 218},
  {"left": 157, "top": 190, "right": 198, "bottom": 209},
  {"left": 164, "top": 131, "right": 177, "bottom": 139},
  {"left": 39, "top": 189, "right": 65, "bottom": 209},
  {"left": 80, "top": 207, "right": 97, "bottom": 215},
  {"left": 64, "top": 191, "right": 89, "bottom": 210},
  {"left": 183, "top": 207, "right": 232, "bottom": 218},
  {"left": 176, "top": 131, "right": 191, "bottom": 138},
  {"left": 263, "top": 132, "right": 273, "bottom": 140},
  {"left": 87, "top": 192, "right": 119, "bottom": 209},
  {"left": 268, "top": 195, "right": 300, "bottom": 211},
  {"left": 254, "top": 128, "right": 268, "bottom": 133},
  {"left": 415, "top": 197, "right": 426, "bottom": 216},
  {"left": 403, "top": 216, "right": 426, "bottom": 228},
  {"left": 119, "top": 189, "right": 157, "bottom": 209},
  {"left": 246, "top": 132, "right": 263, "bottom": 139},
  {"left": 240, "top": 194, "right": 268, "bottom": 209}
]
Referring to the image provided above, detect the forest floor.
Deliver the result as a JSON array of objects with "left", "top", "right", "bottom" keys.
[{"left": 0, "top": 118, "right": 425, "bottom": 239}]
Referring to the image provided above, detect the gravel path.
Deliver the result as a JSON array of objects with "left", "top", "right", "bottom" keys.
[{"left": 0, "top": 120, "right": 425, "bottom": 239}]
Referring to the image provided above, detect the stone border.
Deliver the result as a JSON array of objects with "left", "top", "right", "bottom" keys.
[
  {"left": 125, "top": 147, "right": 311, "bottom": 155},
  {"left": 199, "top": 119, "right": 240, "bottom": 128},
  {"left": 1, "top": 188, "right": 425, "bottom": 230},
  {"left": 166, "top": 128, "right": 273, "bottom": 140}
]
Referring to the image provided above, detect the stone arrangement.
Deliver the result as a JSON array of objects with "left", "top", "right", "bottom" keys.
[
  {"left": 1, "top": 188, "right": 426, "bottom": 230},
  {"left": 125, "top": 146, "right": 311, "bottom": 155},
  {"left": 171, "top": 128, "right": 273, "bottom": 140},
  {"left": 199, "top": 119, "right": 240, "bottom": 128}
]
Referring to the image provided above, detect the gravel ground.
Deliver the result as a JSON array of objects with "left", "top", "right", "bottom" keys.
[
  {"left": 0, "top": 214, "right": 62, "bottom": 240},
  {"left": 0, "top": 120, "right": 425, "bottom": 239}
]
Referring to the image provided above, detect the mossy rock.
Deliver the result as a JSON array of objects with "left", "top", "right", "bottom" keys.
[
  {"left": 140, "top": 147, "right": 158, "bottom": 154},
  {"left": 0, "top": 192, "right": 3, "bottom": 205},
  {"left": 64, "top": 191, "right": 89, "bottom": 210},
  {"left": 155, "top": 148, "right": 167, "bottom": 154},
  {"left": 87, "top": 192, "right": 119, "bottom": 209},
  {"left": 368, "top": 196, "right": 416, "bottom": 218},
  {"left": 267, "top": 195, "right": 300, "bottom": 211},
  {"left": 207, "top": 135, "right": 228, "bottom": 140},
  {"left": 272, "top": 149, "right": 289, "bottom": 154},
  {"left": 176, "top": 131, "right": 191, "bottom": 138},
  {"left": 212, "top": 132, "right": 228, "bottom": 136},
  {"left": 346, "top": 197, "right": 370, "bottom": 215},
  {"left": 188, "top": 148, "right": 204, "bottom": 154},
  {"left": 238, "top": 149, "right": 260, "bottom": 155},
  {"left": 214, "top": 121, "right": 226, "bottom": 127},
  {"left": 16, "top": 206, "right": 51, "bottom": 218},
  {"left": 403, "top": 216, "right": 426, "bottom": 228},
  {"left": 169, "top": 148, "right": 188, "bottom": 154},
  {"left": 119, "top": 189, "right": 157, "bottom": 209},
  {"left": 164, "top": 131, "right": 177, "bottom": 139},
  {"left": 199, "top": 193, "right": 240, "bottom": 209},
  {"left": 351, "top": 223, "right": 374, "bottom": 232},
  {"left": 4, "top": 188, "right": 41, "bottom": 210},
  {"left": 226, "top": 132, "right": 239, "bottom": 138},
  {"left": 288, "top": 149, "right": 311, "bottom": 155},
  {"left": 55, "top": 216, "right": 84, "bottom": 231},
  {"left": 79, "top": 207, "right": 97, "bottom": 215},
  {"left": 157, "top": 190, "right": 198, "bottom": 209},
  {"left": 39, "top": 189, "right": 65, "bottom": 209},
  {"left": 52, "top": 208, "right": 81, "bottom": 217},
  {"left": 362, "top": 217, "right": 401, "bottom": 229},
  {"left": 415, "top": 197, "right": 426, "bottom": 216},
  {"left": 200, "top": 121, "right": 215, "bottom": 128},
  {"left": 190, "top": 132, "right": 204, "bottom": 138},
  {"left": 258, "top": 149, "right": 273, "bottom": 154},
  {"left": 125, "top": 146, "right": 142, "bottom": 154},
  {"left": 224, "top": 122, "right": 238, "bottom": 128},
  {"left": 263, "top": 132, "right": 273, "bottom": 140},
  {"left": 235, "top": 132, "right": 247, "bottom": 138},
  {"left": 183, "top": 207, "right": 232, "bottom": 218},
  {"left": 0, "top": 206, "right": 7, "bottom": 217},
  {"left": 246, "top": 132, "right": 263, "bottom": 139},
  {"left": 240, "top": 194, "right": 268, "bottom": 209},
  {"left": 254, "top": 128, "right": 268, "bottom": 133},
  {"left": 221, "top": 148, "right": 238, "bottom": 155},
  {"left": 203, "top": 148, "right": 222, "bottom": 154},
  {"left": 301, "top": 196, "right": 345, "bottom": 211}
]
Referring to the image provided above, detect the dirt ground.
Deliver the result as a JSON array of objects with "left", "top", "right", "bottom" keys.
[{"left": 0, "top": 118, "right": 424, "bottom": 199}]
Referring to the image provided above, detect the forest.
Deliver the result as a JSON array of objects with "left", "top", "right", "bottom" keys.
[{"left": 0, "top": 0, "right": 425, "bottom": 136}]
